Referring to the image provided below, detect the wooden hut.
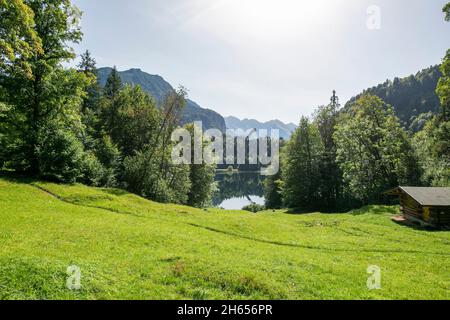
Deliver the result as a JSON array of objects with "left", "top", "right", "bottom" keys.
[{"left": 385, "top": 187, "right": 450, "bottom": 227}]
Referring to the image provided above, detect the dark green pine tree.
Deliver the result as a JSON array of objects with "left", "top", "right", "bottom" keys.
[
  {"left": 314, "top": 90, "right": 343, "bottom": 210},
  {"left": 77, "top": 50, "right": 97, "bottom": 75},
  {"left": 77, "top": 50, "right": 101, "bottom": 113},
  {"left": 104, "top": 66, "right": 123, "bottom": 100},
  {"left": 101, "top": 66, "right": 123, "bottom": 139},
  {"left": 77, "top": 50, "right": 102, "bottom": 150}
]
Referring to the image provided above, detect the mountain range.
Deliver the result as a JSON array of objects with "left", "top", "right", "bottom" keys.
[
  {"left": 224, "top": 116, "right": 297, "bottom": 140},
  {"left": 97, "top": 65, "right": 442, "bottom": 137},
  {"left": 97, "top": 67, "right": 226, "bottom": 132}
]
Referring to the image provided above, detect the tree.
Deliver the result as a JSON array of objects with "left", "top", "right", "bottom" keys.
[
  {"left": 76, "top": 50, "right": 102, "bottom": 153},
  {"left": 122, "top": 146, "right": 191, "bottom": 204},
  {"left": 344, "top": 65, "right": 442, "bottom": 130},
  {"left": 145, "top": 87, "right": 186, "bottom": 194},
  {"left": 437, "top": 50, "right": 450, "bottom": 122},
  {"left": 0, "top": 0, "right": 87, "bottom": 176},
  {"left": 444, "top": 2, "right": 450, "bottom": 21},
  {"left": 281, "top": 116, "right": 323, "bottom": 209},
  {"left": 415, "top": 1, "right": 450, "bottom": 187},
  {"left": 264, "top": 169, "right": 283, "bottom": 209},
  {"left": 77, "top": 50, "right": 100, "bottom": 114},
  {"left": 413, "top": 120, "right": 450, "bottom": 186},
  {"left": 77, "top": 50, "right": 96, "bottom": 75},
  {"left": 118, "top": 86, "right": 194, "bottom": 205},
  {"left": 0, "top": 0, "right": 42, "bottom": 78},
  {"left": 36, "top": 120, "right": 85, "bottom": 183},
  {"left": 313, "top": 91, "right": 343, "bottom": 210},
  {"left": 101, "top": 85, "right": 160, "bottom": 158},
  {"left": 412, "top": 1, "right": 450, "bottom": 187},
  {"left": 100, "top": 66, "right": 123, "bottom": 139},
  {"left": 334, "top": 95, "right": 421, "bottom": 204},
  {"left": 186, "top": 123, "right": 216, "bottom": 208},
  {"left": 104, "top": 66, "right": 122, "bottom": 100},
  {"left": 434, "top": 48, "right": 450, "bottom": 169}
]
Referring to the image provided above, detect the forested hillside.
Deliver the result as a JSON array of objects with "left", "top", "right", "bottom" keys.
[
  {"left": 346, "top": 65, "right": 442, "bottom": 131},
  {"left": 97, "top": 67, "right": 226, "bottom": 132}
]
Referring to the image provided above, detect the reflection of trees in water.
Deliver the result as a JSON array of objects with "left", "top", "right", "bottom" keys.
[{"left": 213, "top": 172, "right": 265, "bottom": 206}]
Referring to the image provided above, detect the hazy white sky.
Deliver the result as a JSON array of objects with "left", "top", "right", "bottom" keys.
[{"left": 72, "top": 0, "right": 450, "bottom": 123}]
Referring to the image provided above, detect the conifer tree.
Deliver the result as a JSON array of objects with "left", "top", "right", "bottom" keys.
[{"left": 104, "top": 66, "right": 122, "bottom": 99}]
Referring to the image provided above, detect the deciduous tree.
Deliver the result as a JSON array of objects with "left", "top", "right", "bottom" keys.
[{"left": 334, "top": 95, "right": 421, "bottom": 203}]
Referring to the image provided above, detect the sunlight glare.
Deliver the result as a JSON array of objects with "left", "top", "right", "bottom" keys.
[{"left": 192, "top": 0, "right": 341, "bottom": 42}]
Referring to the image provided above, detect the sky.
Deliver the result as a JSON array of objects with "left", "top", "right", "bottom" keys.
[{"left": 71, "top": 0, "right": 450, "bottom": 123}]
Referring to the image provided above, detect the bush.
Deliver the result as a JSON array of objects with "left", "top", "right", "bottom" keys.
[
  {"left": 81, "top": 152, "right": 106, "bottom": 187},
  {"left": 242, "top": 203, "right": 266, "bottom": 213},
  {"left": 122, "top": 149, "right": 191, "bottom": 204},
  {"left": 87, "top": 135, "right": 121, "bottom": 187},
  {"left": 36, "top": 124, "right": 85, "bottom": 183},
  {"left": 94, "top": 135, "right": 121, "bottom": 169}
]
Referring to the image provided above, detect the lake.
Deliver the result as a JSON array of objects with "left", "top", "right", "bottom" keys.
[{"left": 213, "top": 172, "right": 266, "bottom": 210}]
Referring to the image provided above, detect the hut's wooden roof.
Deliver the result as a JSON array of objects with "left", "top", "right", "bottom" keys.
[{"left": 395, "top": 187, "right": 450, "bottom": 206}]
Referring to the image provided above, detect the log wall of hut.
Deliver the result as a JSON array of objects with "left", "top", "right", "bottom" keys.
[
  {"left": 429, "top": 207, "right": 450, "bottom": 225},
  {"left": 399, "top": 194, "right": 423, "bottom": 221}
]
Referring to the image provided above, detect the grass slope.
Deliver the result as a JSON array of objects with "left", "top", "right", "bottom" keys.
[{"left": 0, "top": 177, "right": 449, "bottom": 300}]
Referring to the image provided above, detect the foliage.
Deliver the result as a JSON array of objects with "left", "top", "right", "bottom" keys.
[
  {"left": 80, "top": 151, "right": 105, "bottom": 187},
  {"left": 242, "top": 203, "right": 266, "bottom": 213},
  {"left": 117, "top": 85, "right": 190, "bottom": 204},
  {"left": 413, "top": 119, "right": 450, "bottom": 186},
  {"left": 0, "top": 0, "right": 42, "bottom": 77},
  {"left": 437, "top": 49, "right": 450, "bottom": 122},
  {"left": 36, "top": 122, "right": 84, "bottom": 183},
  {"left": 101, "top": 85, "right": 160, "bottom": 158},
  {"left": 122, "top": 148, "right": 191, "bottom": 204},
  {"left": 93, "top": 135, "right": 121, "bottom": 170},
  {"left": 186, "top": 124, "right": 217, "bottom": 208},
  {"left": 120, "top": 113, "right": 216, "bottom": 208},
  {"left": 1, "top": 0, "right": 448, "bottom": 211},
  {"left": 96, "top": 67, "right": 227, "bottom": 132},
  {"left": 335, "top": 95, "right": 422, "bottom": 204},
  {"left": 412, "top": 2, "right": 450, "bottom": 187},
  {"left": 345, "top": 65, "right": 442, "bottom": 130},
  {"left": 281, "top": 117, "right": 324, "bottom": 209},
  {"left": 271, "top": 92, "right": 354, "bottom": 211},
  {"left": 0, "top": 0, "right": 217, "bottom": 208},
  {"left": 0, "top": 0, "right": 87, "bottom": 175},
  {"left": 313, "top": 92, "right": 344, "bottom": 209},
  {"left": 103, "top": 66, "right": 122, "bottom": 100},
  {"left": 264, "top": 171, "right": 283, "bottom": 209},
  {"left": 77, "top": 50, "right": 101, "bottom": 117},
  {"left": 444, "top": 2, "right": 450, "bottom": 21}
]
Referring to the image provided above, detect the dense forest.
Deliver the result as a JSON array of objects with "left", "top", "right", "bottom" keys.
[
  {"left": 0, "top": 0, "right": 216, "bottom": 208},
  {"left": 346, "top": 65, "right": 442, "bottom": 132}
]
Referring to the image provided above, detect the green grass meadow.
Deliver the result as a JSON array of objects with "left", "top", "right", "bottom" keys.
[{"left": 0, "top": 176, "right": 449, "bottom": 300}]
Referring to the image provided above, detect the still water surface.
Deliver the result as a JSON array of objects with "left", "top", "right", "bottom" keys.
[{"left": 213, "top": 172, "right": 265, "bottom": 210}]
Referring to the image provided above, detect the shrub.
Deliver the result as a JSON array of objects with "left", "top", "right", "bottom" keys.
[
  {"left": 36, "top": 124, "right": 85, "bottom": 183},
  {"left": 242, "top": 203, "right": 266, "bottom": 213},
  {"left": 122, "top": 150, "right": 191, "bottom": 204},
  {"left": 81, "top": 152, "right": 105, "bottom": 187}
]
